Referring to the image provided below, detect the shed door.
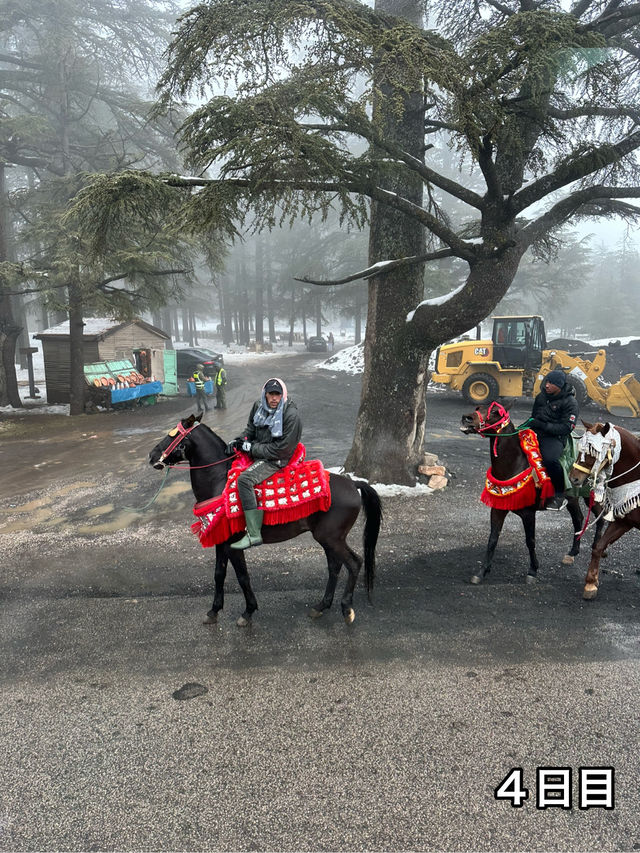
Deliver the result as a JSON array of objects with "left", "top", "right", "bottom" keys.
[{"left": 162, "top": 349, "right": 178, "bottom": 396}]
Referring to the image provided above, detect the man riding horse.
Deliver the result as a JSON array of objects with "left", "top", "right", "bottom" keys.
[
  {"left": 225, "top": 377, "right": 302, "bottom": 550},
  {"left": 529, "top": 369, "right": 579, "bottom": 511}
]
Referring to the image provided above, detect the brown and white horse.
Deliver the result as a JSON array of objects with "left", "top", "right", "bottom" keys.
[{"left": 569, "top": 421, "right": 640, "bottom": 600}]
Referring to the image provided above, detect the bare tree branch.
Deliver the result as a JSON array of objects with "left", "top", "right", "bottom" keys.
[
  {"left": 294, "top": 249, "right": 454, "bottom": 286},
  {"left": 520, "top": 185, "right": 640, "bottom": 245},
  {"left": 513, "top": 130, "right": 640, "bottom": 214},
  {"left": 571, "top": 0, "right": 597, "bottom": 17},
  {"left": 547, "top": 104, "right": 640, "bottom": 123}
]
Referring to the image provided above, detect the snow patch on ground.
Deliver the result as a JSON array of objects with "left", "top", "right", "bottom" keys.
[
  {"left": 326, "top": 467, "right": 434, "bottom": 496},
  {"left": 317, "top": 342, "right": 364, "bottom": 375}
]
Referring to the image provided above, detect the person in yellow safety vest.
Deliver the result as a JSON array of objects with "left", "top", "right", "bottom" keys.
[
  {"left": 213, "top": 361, "right": 227, "bottom": 410},
  {"left": 192, "top": 363, "right": 211, "bottom": 413}
]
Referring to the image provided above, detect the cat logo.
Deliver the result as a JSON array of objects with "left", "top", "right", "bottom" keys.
[{"left": 474, "top": 347, "right": 489, "bottom": 356}]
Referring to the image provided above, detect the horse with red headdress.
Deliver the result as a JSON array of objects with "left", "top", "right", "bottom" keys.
[{"left": 461, "top": 402, "right": 604, "bottom": 585}]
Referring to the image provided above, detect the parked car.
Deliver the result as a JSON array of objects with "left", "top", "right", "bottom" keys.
[
  {"left": 306, "top": 336, "right": 328, "bottom": 353},
  {"left": 176, "top": 347, "right": 224, "bottom": 379}
]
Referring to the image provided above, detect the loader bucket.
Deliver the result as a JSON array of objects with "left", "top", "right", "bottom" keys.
[{"left": 605, "top": 373, "right": 640, "bottom": 418}]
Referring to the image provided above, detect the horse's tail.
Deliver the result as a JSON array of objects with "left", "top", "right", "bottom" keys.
[{"left": 354, "top": 481, "right": 382, "bottom": 601}]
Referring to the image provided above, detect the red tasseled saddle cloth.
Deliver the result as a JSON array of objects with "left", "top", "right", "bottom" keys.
[
  {"left": 191, "top": 442, "right": 331, "bottom": 548},
  {"left": 481, "top": 428, "right": 555, "bottom": 511}
]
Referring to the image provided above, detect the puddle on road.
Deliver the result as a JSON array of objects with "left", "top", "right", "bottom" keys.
[
  {"left": 74, "top": 510, "right": 141, "bottom": 535},
  {"left": 1, "top": 477, "right": 193, "bottom": 535},
  {"left": 0, "top": 506, "right": 55, "bottom": 533},
  {"left": 113, "top": 426, "right": 162, "bottom": 437},
  {"left": 87, "top": 504, "right": 114, "bottom": 517}
]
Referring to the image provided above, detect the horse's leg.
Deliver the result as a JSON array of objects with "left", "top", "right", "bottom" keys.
[
  {"left": 309, "top": 544, "right": 342, "bottom": 619},
  {"left": 584, "top": 519, "right": 629, "bottom": 600},
  {"left": 520, "top": 508, "right": 539, "bottom": 583},
  {"left": 336, "top": 541, "right": 363, "bottom": 625},
  {"left": 591, "top": 506, "right": 607, "bottom": 553},
  {"left": 562, "top": 497, "right": 584, "bottom": 565},
  {"left": 225, "top": 545, "right": 259, "bottom": 626},
  {"left": 204, "top": 545, "right": 228, "bottom": 624},
  {"left": 471, "top": 508, "right": 507, "bottom": 584}
]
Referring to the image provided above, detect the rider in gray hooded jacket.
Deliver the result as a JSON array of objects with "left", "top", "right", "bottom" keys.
[{"left": 226, "top": 377, "right": 302, "bottom": 549}]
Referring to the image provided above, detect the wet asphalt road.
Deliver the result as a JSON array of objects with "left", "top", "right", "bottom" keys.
[{"left": 1, "top": 352, "right": 639, "bottom": 852}]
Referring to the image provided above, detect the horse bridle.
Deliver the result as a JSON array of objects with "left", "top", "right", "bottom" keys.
[
  {"left": 156, "top": 420, "right": 236, "bottom": 470},
  {"left": 475, "top": 401, "right": 511, "bottom": 435},
  {"left": 158, "top": 421, "right": 200, "bottom": 465},
  {"left": 573, "top": 432, "right": 615, "bottom": 490}
]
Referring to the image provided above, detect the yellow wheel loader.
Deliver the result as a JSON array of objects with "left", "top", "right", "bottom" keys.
[{"left": 432, "top": 315, "right": 640, "bottom": 418}]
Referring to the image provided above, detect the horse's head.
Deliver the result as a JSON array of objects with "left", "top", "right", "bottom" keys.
[
  {"left": 460, "top": 401, "right": 511, "bottom": 435},
  {"left": 149, "top": 413, "right": 203, "bottom": 469},
  {"left": 569, "top": 420, "right": 612, "bottom": 487}
]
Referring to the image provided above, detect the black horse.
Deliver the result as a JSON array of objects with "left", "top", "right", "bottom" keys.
[
  {"left": 149, "top": 414, "right": 382, "bottom": 626},
  {"left": 461, "top": 403, "right": 604, "bottom": 585}
]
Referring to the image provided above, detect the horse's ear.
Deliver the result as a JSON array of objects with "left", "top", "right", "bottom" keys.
[
  {"left": 184, "top": 413, "right": 197, "bottom": 427},
  {"left": 601, "top": 422, "right": 611, "bottom": 436},
  {"left": 501, "top": 397, "right": 516, "bottom": 411},
  {"left": 195, "top": 412, "right": 203, "bottom": 423}
]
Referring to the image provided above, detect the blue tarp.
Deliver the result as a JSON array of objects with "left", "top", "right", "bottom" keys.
[
  {"left": 186, "top": 380, "right": 213, "bottom": 396},
  {"left": 110, "top": 381, "right": 163, "bottom": 403}
]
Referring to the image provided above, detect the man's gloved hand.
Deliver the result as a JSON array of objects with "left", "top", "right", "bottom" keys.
[
  {"left": 242, "top": 440, "right": 252, "bottom": 453},
  {"left": 529, "top": 418, "right": 545, "bottom": 431}
]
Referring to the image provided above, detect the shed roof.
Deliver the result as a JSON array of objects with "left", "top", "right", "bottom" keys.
[{"left": 34, "top": 317, "right": 170, "bottom": 341}]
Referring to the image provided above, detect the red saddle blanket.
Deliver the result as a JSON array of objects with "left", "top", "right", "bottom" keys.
[
  {"left": 191, "top": 443, "right": 331, "bottom": 548},
  {"left": 481, "top": 428, "right": 555, "bottom": 511}
]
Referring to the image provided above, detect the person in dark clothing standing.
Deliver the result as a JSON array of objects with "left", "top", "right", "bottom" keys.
[
  {"left": 225, "top": 377, "right": 302, "bottom": 549},
  {"left": 529, "top": 369, "right": 579, "bottom": 510}
]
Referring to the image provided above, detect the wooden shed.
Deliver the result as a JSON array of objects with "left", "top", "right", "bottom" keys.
[{"left": 34, "top": 318, "right": 173, "bottom": 404}]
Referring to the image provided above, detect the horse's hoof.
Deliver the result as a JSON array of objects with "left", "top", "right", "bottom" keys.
[
  {"left": 236, "top": 614, "right": 251, "bottom": 627},
  {"left": 470, "top": 574, "right": 483, "bottom": 585},
  {"left": 562, "top": 555, "right": 574, "bottom": 565},
  {"left": 309, "top": 608, "right": 324, "bottom": 620},
  {"left": 343, "top": 608, "right": 355, "bottom": 625},
  {"left": 526, "top": 574, "right": 537, "bottom": 584},
  {"left": 203, "top": 613, "right": 218, "bottom": 625},
  {"left": 583, "top": 584, "right": 598, "bottom": 600}
]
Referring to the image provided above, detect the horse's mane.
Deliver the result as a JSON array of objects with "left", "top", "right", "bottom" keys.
[
  {"left": 615, "top": 424, "right": 640, "bottom": 452},
  {"left": 197, "top": 421, "right": 228, "bottom": 453}
]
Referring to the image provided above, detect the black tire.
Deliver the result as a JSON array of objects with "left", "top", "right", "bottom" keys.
[
  {"left": 564, "top": 374, "right": 588, "bottom": 407},
  {"left": 461, "top": 372, "right": 500, "bottom": 405}
]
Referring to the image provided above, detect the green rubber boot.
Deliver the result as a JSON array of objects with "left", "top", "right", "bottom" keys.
[{"left": 231, "top": 509, "right": 264, "bottom": 550}]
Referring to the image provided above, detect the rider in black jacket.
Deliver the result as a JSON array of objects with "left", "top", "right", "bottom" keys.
[{"left": 529, "top": 369, "right": 579, "bottom": 510}]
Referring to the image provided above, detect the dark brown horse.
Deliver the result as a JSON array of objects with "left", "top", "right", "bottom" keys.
[
  {"left": 149, "top": 414, "right": 382, "bottom": 626},
  {"left": 569, "top": 421, "right": 640, "bottom": 600},
  {"left": 461, "top": 403, "right": 603, "bottom": 585}
]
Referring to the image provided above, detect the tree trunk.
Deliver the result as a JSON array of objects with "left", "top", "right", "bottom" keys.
[
  {"left": 288, "top": 287, "right": 295, "bottom": 347},
  {"left": 68, "top": 279, "right": 86, "bottom": 415},
  {"left": 345, "top": 0, "right": 426, "bottom": 484},
  {"left": 354, "top": 290, "right": 363, "bottom": 345},
  {"left": 0, "top": 164, "right": 22, "bottom": 407},
  {"left": 265, "top": 240, "right": 276, "bottom": 343},
  {"left": 181, "top": 307, "right": 189, "bottom": 342},
  {"left": 255, "top": 286, "right": 264, "bottom": 344}
]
